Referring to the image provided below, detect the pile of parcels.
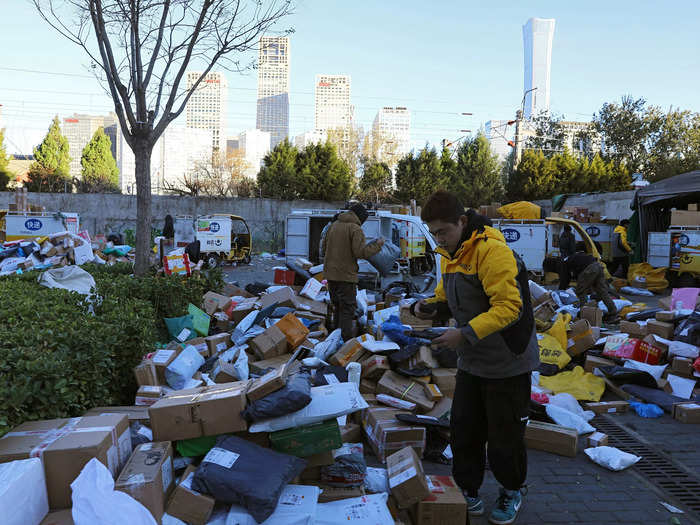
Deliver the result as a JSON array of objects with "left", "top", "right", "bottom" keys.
[
  {"left": 0, "top": 231, "right": 95, "bottom": 276},
  {"left": 528, "top": 282, "right": 700, "bottom": 462},
  {"left": 0, "top": 280, "right": 469, "bottom": 525},
  {"left": 549, "top": 206, "right": 603, "bottom": 223}
]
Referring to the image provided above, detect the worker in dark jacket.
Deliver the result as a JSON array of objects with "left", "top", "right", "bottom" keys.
[
  {"left": 559, "top": 252, "right": 617, "bottom": 318},
  {"left": 321, "top": 203, "right": 383, "bottom": 340},
  {"left": 558, "top": 224, "right": 576, "bottom": 258},
  {"left": 412, "top": 191, "right": 539, "bottom": 525}
]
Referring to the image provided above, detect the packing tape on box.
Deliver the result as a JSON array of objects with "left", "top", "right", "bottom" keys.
[
  {"left": 2, "top": 417, "right": 83, "bottom": 458},
  {"left": 162, "top": 384, "right": 245, "bottom": 403},
  {"left": 399, "top": 382, "right": 417, "bottom": 400}
]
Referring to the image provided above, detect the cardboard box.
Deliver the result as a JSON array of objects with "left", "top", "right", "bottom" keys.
[
  {"left": 210, "top": 358, "right": 240, "bottom": 384},
  {"left": 377, "top": 371, "right": 435, "bottom": 413},
  {"left": 584, "top": 354, "right": 615, "bottom": 374},
  {"left": 584, "top": 401, "right": 629, "bottom": 414},
  {"left": 670, "top": 356, "right": 694, "bottom": 378},
  {"left": 399, "top": 305, "right": 433, "bottom": 328},
  {"left": 270, "top": 419, "right": 342, "bottom": 457},
  {"left": 149, "top": 382, "right": 248, "bottom": 441},
  {"left": 229, "top": 297, "right": 259, "bottom": 323},
  {"left": 84, "top": 405, "right": 150, "bottom": 423},
  {"left": 134, "top": 358, "right": 159, "bottom": 386},
  {"left": 672, "top": 402, "right": 700, "bottom": 424},
  {"left": 186, "top": 337, "right": 210, "bottom": 359},
  {"left": 689, "top": 204, "right": 699, "bottom": 212},
  {"left": 362, "top": 407, "right": 426, "bottom": 463},
  {"left": 524, "top": 420, "right": 578, "bottom": 457},
  {"left": 408, "top": 346, "right": 440, "bottom": 370},
  {"left": 340, "top": 423, "right": 362, "bottom": 443},
  {"left": 655, "top": 311, "right": 677, "bottom": 322},
  {"left": 646, "top": 320, "right": 675, "bottom": 340},
  {"left": 424, "top": 383, "right": 443, "bottom": 402},
  {"left": 387, "top": 446, "right": 430, "bottom": 509},
  {"left": 259, "top": 287, "right": 297, "bottom": 309},
  {"left": 275, "top": 313, "right": 310, "bottom": 349},
  {"left": 330, "top": 336, "right": 368, "bottom": 367},
  {"left": 586, "top": 432, "right": 609, "bottom": 447},
  {"left": 411, "top": 475, "right": 467, "bottom": 525},
  {"left": 581, "top": 306, "right": 603, "bottom": 327},
  {"left": 248, "top": 325, "right": 288, "bottom": 360},
  {"left": 151, "top": 347, "right": 182, "bottom": 384},
  {"left": 362, "top": 355, "right": 391, "bottom": 381},
  {"left": 116, "top": 442, "right": 174, "bottom": 523},
  {"left": 533, "top": 301, "right": 556, "bottom": 323},
  {"left": 360, "top": 379, "right": 378, "bottom": 394},
  {"left": 202, "top": 291, "right": 232, "bottom": 315},
  {"left": 671, "top": 209, "right": 700, "bottom": 226},
  {"left": 249, "top": 353, "right": 297, "bottom": 376},
  {"left": 40, "top": 510, "right": 74, "bottom": 525},
  {"left": 643, "top": 334, "right": 669, "bottom": 355},
  {"left": 165, "top": 464, "right": 215, "bottom": 525},
  {"left": 205, "top": 332, "right": 230, "bottom": 357},
  {"left": 135, "top": 385, "right": 166, "bottom": 406},
  {"left": 246, "top": 361, "right": 291, "bottom": 402},
  {"left": 431, "top": 368, "right": 457, "bottom": 399},
  {"left": 316, "top": 486, "right": 365, "bottom": 503},
  {"left": 426, "top": 397, "right": 452, "bottom": 420},
  {"left": 567, "top": 319, "right": 596, "bottom": 356},
  {"left": 0, "top": 415, "right": 131, "bottom": 509}
]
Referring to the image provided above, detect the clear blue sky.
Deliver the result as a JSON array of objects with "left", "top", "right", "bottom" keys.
[{"left": 1, "top": 0, "right": 699, "bottom": 154}]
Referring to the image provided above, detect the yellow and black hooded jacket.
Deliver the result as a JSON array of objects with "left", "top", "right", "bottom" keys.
[
  {"left": 425, "top": 213, "right": 540, "bottom": 378},
  {"left": 612, "top": 225, "right": 632, "bottom": 258}
]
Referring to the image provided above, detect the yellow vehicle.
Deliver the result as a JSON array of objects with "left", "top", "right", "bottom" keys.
[
  {"left": 546, "top": 217, "right": 611, "bottom": 280},
  {"left": 174, "top": 214, "right": 252, "bottom": 268}
]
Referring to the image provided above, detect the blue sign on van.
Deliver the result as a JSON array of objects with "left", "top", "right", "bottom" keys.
[
  {"left": 501, "top": 228, "right": 520, "bottom": 243},
  {"left": 680, "top": 234, "right": 689, "bottom": 246},
  {"left": 209, "top": 222, "right": 220, "bottom": 233},
  {"left": 586, "top": 226, "right": 601, "bottom": 237},
  {"left": 25, "top": 219, "right": 43, "bottom": 231}
]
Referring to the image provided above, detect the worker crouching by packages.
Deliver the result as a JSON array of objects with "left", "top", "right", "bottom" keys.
[
  {"left": 321, "top": 203, "right": 383, "bottom": 341},
  {"left": 412, "top": 191, "right": 539, "bottom": 525}
]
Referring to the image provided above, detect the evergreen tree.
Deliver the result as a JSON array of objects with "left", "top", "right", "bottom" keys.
[
  {"left": 553, "top": 148, "right": 579, "bottom": 193},
  {"left": 257, "top": 139, "right": 300, "bottom": 199},
  {"left": 359, "top": 161, "right": 392, "bottom": 202},
  {"left": 394, "top": 146, "right": 447, "bottom": 205},
  {"left": 26, "top": 116, "right": 71, "bottom": 192},
  {"left": 0, "top": 128, "right": 11, "bottom": 190},
  {"left": 79, "top": 127, "right": 119, "bottom": 192},
  {"left": 297, "top": 141, "right": 353, "bottom": 201},
  {"left": 449, "top": 133, "right": 503, "bottom": 208}
]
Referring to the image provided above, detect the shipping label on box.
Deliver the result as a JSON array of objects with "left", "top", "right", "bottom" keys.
[
  {"left": 362, "top": 355, "right": 391, "bottom": 381},
  {"left": 205, "top": 332, "right": 230, "bottom": 357},
  {"left": 135, "top": 385, "right": 165, "bottom": 406},
  {"left": 152, "top": 347, "right": 182, "bottom": 384},
  {"left": 387, "top": 446, "right": 430, "bottom": 509},
  {"left": 148, "top": 382, "right": 248, "bottom": 441},
  {"left": 116, "top": 442, "right": 174, "bottom": 523}
]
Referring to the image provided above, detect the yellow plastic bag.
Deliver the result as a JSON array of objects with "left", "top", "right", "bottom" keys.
[
  {"left": 539, "top": 366, "right": 606, "bottom": 401},
  {"left": 627, "top": 263, "right": 668, "bottom": 293},
  {"left": 619, "top": 302, "right": 648, "bottom": 319},
  {"left": 545, "top": 313, "right": 571, "bottom": 350},
  {"left": 498, "top": 201, "right": 541, "bottom": 220},
  {"left": 537, "top": 333, "right": 571, "bottom": 370}
]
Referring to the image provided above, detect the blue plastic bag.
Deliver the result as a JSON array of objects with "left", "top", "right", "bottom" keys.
[
  {"left": 629, "top": 401, "right": 663, "bottom": 418},
  {"left": 380, "top": 315, "right": 419, "bottom": 346}
]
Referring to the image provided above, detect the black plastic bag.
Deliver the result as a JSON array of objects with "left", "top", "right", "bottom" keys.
[
  {"left": 245, "top": 282, "right": 271, "bottom": 296},
  {"left": 242, "top": 372, "right": 312, "bottom": 422},
  {"left": 313, "top": 365, "right": 348, "bottom": 386},
  {"left": 597, "top": 365, "right": 657, "bottom": 389},
  {"left": 388, "top": 343, "right": 421, "bottom": 365},
  {"left": 431, "top": 346, "right": 458, "bottom": 368},
  {"left": 674, "top": 311, "right": 700, "bottom": 347},
  {"left": 192, "top": 435, "right": 307, "bottom": 523}
]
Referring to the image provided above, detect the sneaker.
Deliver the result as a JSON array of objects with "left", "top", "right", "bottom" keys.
[
  {"left": 466, "top": 495, "right": 484, "bottom": 516},
  {"left": 489, "top": 488, "right": 522, "bottom": 525}
]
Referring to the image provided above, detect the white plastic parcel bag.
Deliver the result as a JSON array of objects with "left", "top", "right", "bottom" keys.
[
  {"left": 0, "top": 458, "right": 48, "bottom": 525},
  {"left": 545, "top": 404, "right": 595, "bottom": 435},
  {"left": 315, "top": 493, "right": 394, "bottom": 525},
  {"left": 71, "top": 458, "right": 157, "bottom": 525},
  {"left": 584, "top": 446, "right": 641, "bottom": 471},
  {"left": 165, "top": 345, "right": 205, "bottom": 390},
  {"left": 225, "top": 484, "right": 320, "bottom": 525},
  {"left": 313, "top": 329, "right": 342, "bottom": 361}
]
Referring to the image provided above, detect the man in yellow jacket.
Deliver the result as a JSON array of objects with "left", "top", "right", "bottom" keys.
[
  {"left": 611, "top": 219, "right": 633, "bottom": 278},
  {"left": 412, "top": 191, "right": 539, "bottom": 525}
]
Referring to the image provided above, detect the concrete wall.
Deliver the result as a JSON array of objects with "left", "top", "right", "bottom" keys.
[
  {"left": 0, "top": 192, "right": 341, "bottom": 251},
  {"left": 534, "top": 190, "right": 636, "bottom": 219}
]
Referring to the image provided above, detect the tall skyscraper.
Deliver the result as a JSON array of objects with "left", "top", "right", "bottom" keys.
[
  {"left": 62, "top": 113, "right": 117, "bottom": 177},
  {"left": 372, "top": 107, "right": 411, "bottom": 161},
  {"left": 185, "top": 71, "right": 228, "bottom": 151},
  {"left": 314, "top": 75, "right": 352, "bottom": 132},
  {"left": 522, "top": 18, "right": 555, "bottom": 119},
  {"left": 256, "top": 36, "right": 290, "bottom": 149},
  {"left": 294, "top": 130, "right": 326, "bottom": 149}
]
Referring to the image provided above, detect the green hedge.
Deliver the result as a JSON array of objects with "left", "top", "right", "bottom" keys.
[{"left": 0, "top": 264, "right": 223, "bottom": 436}]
